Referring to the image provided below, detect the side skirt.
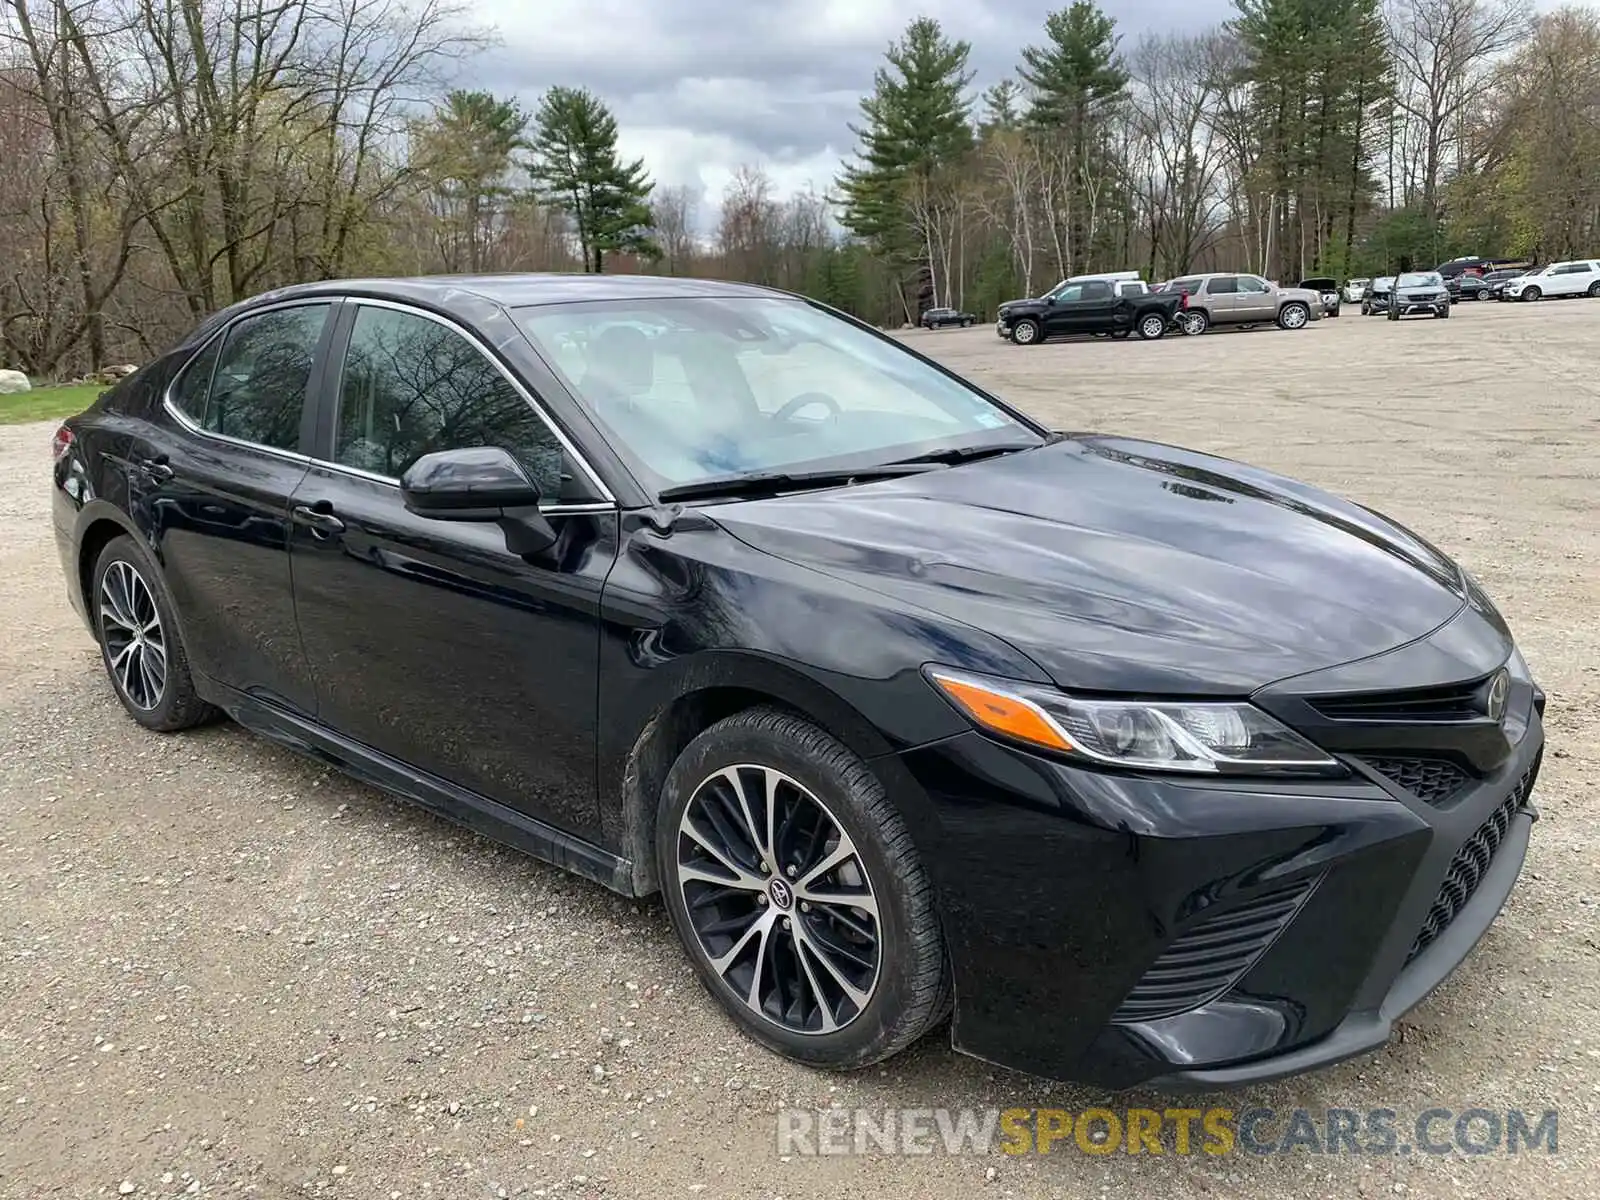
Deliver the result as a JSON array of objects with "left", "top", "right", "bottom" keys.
[{"left": 205, "top": 681, "right": 639, "bottom": 897}]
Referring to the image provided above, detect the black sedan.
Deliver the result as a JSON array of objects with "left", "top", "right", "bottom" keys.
[{"left": 51, "top": 274, "right": 1545, "bottom": 1089}]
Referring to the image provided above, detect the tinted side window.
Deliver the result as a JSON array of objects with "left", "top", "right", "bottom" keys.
[
  {"left": 205, "top": 305, "right": 330, "bottom": 450},
  {"left": 1206, "top": 276, "right": 1238, "bottom": 294},
  {"left": 1079, "top": 281, "right": 1113, "bottom": 300},
  {"left": 170, "top": 337, "right": 221, "bottom": 421},
  {"left": 335, "top": 305, "right": 565, "bottom": 495}
]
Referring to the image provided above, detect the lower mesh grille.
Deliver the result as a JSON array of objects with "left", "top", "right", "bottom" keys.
[
  {"left": 1406, "top": 754, "right": 1540, "bottom": 964},
  {"left": 1365, "top": 756, "right": 1474, "bottom": 807},
  {"left": 1112, "top": 878, "right": 1318, "bottom": 1024}
]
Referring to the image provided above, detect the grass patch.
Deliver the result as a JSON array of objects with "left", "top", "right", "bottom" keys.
[{"left": 0, "top": 384, "right": 105, "bottom": 426}]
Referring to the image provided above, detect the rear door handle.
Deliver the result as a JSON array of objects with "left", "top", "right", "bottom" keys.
[
  {"left": 138, "top": 455, "right": 174, "bottom": 482},
  {"left": 292, "top": 502, "right": 345, "bottom": 536}
]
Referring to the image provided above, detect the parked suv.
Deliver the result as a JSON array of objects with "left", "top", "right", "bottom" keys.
[
  {"left": 1387, "top": 272, "right": 1450, "bottom": 320},
  {"left": 1502, "top": 260, "right": 1600, "bottom": 301},
  {"left": 920, "top": 307, "right": 977, "bottom": 329},
  {"left": 1163, "top": 273, "right": 1322, "bottom": 335}
]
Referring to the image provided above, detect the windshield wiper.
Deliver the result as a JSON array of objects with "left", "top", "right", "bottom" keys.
[
  {"left": 887, "top": 437, "right": 1046, "bottom": 467},
  {"left": 657, "top": 462, "right": 941, "bottom": 503}
]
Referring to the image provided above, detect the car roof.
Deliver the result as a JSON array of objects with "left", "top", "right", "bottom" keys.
[{"left": 233, "top": 272, "right": 785, "bottom": 313}]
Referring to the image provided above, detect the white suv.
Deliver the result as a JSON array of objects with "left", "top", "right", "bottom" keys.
[{"left": 1503, "top": 260, "right": 1600, "bottom": 301}]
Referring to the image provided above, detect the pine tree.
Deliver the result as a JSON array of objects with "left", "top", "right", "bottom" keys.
[
  {"left": 835, "top": 17, "right": 975, "bottom": 313},
  {"left": 415, "top": 91, "right": 528, "bottom": 272},
  {"left": 524, "top": 87, "right": 659, "bottom": 273}
]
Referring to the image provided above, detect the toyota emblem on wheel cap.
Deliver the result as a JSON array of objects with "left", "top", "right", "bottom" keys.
[
  {"left": 768, "top": 878, "right": 794, "bottom": 910},
  {"left": 1486, "top": 669, "right": 1510, "bottom": 722}
]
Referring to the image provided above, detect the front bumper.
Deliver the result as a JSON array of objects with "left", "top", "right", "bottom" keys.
[
  {"left": 888, "top": 610, "right": 1544, "bottom": 1089},
  {"left": 1392, "top": 296, "right": 1448, "bottom": 315}
]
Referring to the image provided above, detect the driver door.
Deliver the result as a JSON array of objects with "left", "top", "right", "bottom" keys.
[
  {"left": 1236, "top": 275, "right": 1276, "bottom": 319},
  {"left": 286, "top": 299, "right": 619, "bottom": 843}
]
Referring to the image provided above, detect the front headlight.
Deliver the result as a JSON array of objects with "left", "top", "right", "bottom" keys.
[{"left": 926, "top": 667, "right": 1339, "bottom": 775}]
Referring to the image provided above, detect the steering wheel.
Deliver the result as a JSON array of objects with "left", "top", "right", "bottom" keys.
[{"left": 772, "top": 391, "right": 841, "bottom": 424}]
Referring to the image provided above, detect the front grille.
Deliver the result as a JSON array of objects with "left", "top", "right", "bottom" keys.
[
  {"left": 1364, "top": 756, "right": 1474, "bottom": 807},
  {"left": 1112, "top": 878, "right": 1318, "bottom": 1023},
  {"left": 1406, "top": 755, "right": 1540, "bottom": 964},
  {"left": 1311, "top": 678, "right": 1485, "bottom": 723}
]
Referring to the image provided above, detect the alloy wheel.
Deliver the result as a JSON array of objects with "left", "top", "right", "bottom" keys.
[
  {"left": 1281, "top": 304, "right": 1308, "bottom": 329},
  {"left": 99, "top": 560, "right": 167, "bottom": 710},
  {"left": 675, "top": 764, "right": 881, "bottom": 1036}
]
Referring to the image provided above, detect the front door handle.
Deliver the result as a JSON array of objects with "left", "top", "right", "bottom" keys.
[
  {"left": 292, "top": 502, "right": 345, "bottom": 536},
  {"left": 138, "top": 455, "right": 174, "bottom": 483}
]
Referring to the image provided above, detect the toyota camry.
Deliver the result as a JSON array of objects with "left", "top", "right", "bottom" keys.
[{"left": 51, "top": 274, "right": 1545, "bottom": 1089}]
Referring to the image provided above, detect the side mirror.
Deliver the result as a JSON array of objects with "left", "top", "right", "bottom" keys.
[{"left": 400, "top": 446, "right": 557, "bottom": 556}]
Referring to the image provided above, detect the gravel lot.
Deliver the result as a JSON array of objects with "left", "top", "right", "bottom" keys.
[{"left": 2, "top": 299, "right": 1596, "bottom": 1197}]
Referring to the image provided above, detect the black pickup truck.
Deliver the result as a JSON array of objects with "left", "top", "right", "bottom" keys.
[{"left": 997, "top": 277, "right": 1183, "bottom": 344}]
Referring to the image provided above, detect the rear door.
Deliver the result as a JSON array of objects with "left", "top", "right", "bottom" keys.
[
  {"left": 133, "top": 301, "right": 336, "bottom": 716},
  {"left": 286, "top": 299, "right": 618, "bottom": 840},
  {"left": 1200, "top": 275, "right": 1240, "bottom": 320}
]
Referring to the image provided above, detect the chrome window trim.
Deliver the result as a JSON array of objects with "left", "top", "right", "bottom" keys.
[
  {"left": 339, "top": 297, "right": 616, "bottom": 506},
  {"left": 160, "top": 295, "right": 619, "bottom": 515}
]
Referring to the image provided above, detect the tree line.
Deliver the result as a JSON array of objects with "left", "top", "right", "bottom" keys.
[{"left": 3, "top": 0, "right": 1597, "bottom": 376}]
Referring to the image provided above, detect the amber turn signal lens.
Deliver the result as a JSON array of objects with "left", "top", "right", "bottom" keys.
[{"left": 928, "top": 670, "right": 1074, "bottom": 753}]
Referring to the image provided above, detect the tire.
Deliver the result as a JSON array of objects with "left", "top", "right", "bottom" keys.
[
  {"left": 1010, "top": 317, "right": 1042, "bottom": 345},
  {"left": 656, "top": 707, "right": 950, "bottom": 1070},
  {"left": 1588, "top": 282, "right": 1600, "bottom": 298},
  {"left": 1522, "top": 286, "right": 1541, "bottom": 301},
  {"left": 1135, "top": 313, "right": 1167, "bottom": 340},
  {"left": 1387, "top": 307, "right": 1400, "bottom": 321},
  {"left": 1179, "top": 309, "right": 1209, "bottom": 336},
  {"left": 961, "top": 318, "right": 973, "bottom": 327},
  {"left": 1277, "top": 302, "right": 1309, "bottom": 330},
  {"left": 1360, "top": 302, "right": 1370, "bottom": 316},
  {"left": 1437, "top": 304, "right": 1450, "bottom": 319},
  {"left": 91, "top": 535, "right": 217, "bottom": 732}
]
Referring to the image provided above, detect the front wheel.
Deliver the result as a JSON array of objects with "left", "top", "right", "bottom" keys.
[
  {"left": 1277, "top": 302, "right": 1309, "bottom": 330},
  {"left": 1179, "top": 310, "right": 1209, "bottom": 336},
  {"left": 1588, "top": 282, "right": 1600, "bottom": 298},
  {"left": 657, "top": 708, "right": 950, "bottom": 1070},
  {"left": 1522, "top": 286, "right": 1541, "bottom": 301},
  {"left": 1135, "top": 313, "right": 1167, "bottom": 340},
  {"left": 92, "top": 535, "right": 217, "bottom": 732},
  {"left": 1387, "top": 307, "right": 1400, "bottom": 321},
  {"left": 1437, "top": 304, "right": 1450, "bottom": 319},
  {"left": 961, "top": 318, "right": 973, "bottom": 327},
  {"left": 1010, "top": 317, "right": 1042, "bottom": 345}
]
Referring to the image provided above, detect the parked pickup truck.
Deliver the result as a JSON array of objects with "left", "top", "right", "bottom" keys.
[{"left": 996, "top": 274, "right": 1182, "bottom": 344}]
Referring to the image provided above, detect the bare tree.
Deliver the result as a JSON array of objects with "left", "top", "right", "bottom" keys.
[
  {"left": 1388, "top": 0, "right": 1530, "bottom": 219},
  {"left": 651, "top": 184, "right": 698, "bottom": 275},
  {"left": 976, "top": 128, "right": 1038, "bottom": 294},
  {"left": 717, "top": 165, "right": 781, "bottom": 285}
]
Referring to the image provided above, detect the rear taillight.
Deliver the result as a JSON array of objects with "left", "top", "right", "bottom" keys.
[
  {"left": 1178, "top": 291, "right": 1189, "bottom": 309},
  {"left": 51, "top": 424, "right": 74, "bottom": 463}
]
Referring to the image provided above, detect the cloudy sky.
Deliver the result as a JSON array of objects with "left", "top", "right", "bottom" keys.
[{"left": 472, "top": 0, "right": 1200, "bottom": 227}]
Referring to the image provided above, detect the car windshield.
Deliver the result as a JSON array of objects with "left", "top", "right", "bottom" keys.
[
  {"left": 1398, "top": 273, "right": 1441, "bottom": 287},
  {"left": 515, "top": 297, "right": 1042, "bottom": 494}
]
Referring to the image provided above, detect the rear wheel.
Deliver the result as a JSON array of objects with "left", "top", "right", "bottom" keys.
[
  {"left": 1179, "top": 309, "right": 1209, "bottom": 336},
  {"left": 1588, "top": 282, "right": 1600, "bottom": 298},
  {"left": 1136, "top": 313, "right": 1167, "bottom": 340},
  {"left": 92, "top": 535, "right": 216, "bottom": 732},
  {"left": 1010, "top": 317, "right": 1042, "bottom": 345},
  {"left": 657, "top": 708, "right": 950, "bottom": 1069},
  {"left": 1277, "top": 302, "right": 1309, "bottom": 330},
  {"left": 961, "top": 317, "right": 973, "bottom": 327}
]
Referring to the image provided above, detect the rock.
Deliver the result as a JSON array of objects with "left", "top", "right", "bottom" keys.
[
  {"left": 118, "top": 1183, "right": 136, "bottom": 1196},
  {"left": 0, "top": 369, "right": 29, "bottom": 394},
  {"left": 106, "top": 363, "right": 138, "bottom": 378}
]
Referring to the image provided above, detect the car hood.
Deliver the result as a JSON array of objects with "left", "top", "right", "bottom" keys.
[{"left": 709, "top": 437, "right": 1468, "bottom": 694}]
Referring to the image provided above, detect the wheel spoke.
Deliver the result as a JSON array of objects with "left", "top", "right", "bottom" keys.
[
  {"left": 795, "top": 922, "right": 872, "bottom": 1011},
  {"left": 716, "top": 766, "right": 771, "bottom": 865},
  {"left": 98, "top": 560, "right": 166, "bottom": 711},
  {"left": 796, "top": 837, "right": 858, "bottom": 893},
  {"left": 679, "top": 823, "right": 765, "bottom": 891},
  {"left": 709, "top": 907, "right": 775, "bottom": 976}
]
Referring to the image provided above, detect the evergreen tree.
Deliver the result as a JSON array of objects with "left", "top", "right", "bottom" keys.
[
  {"left": 524, "top": 87, "right": 659, "bottom": 273},
  {"left": 415, "top": 90, "right": 528, "bottom": 272},
  {"left": 835, "top": 17, "right": 975, "bottom": 263},
  {"left": 1019, "top": 2, "right": 1129, "bottom": 129},
  {"left": 980, "top": 79, "right": 1025, "bottom": 134}
]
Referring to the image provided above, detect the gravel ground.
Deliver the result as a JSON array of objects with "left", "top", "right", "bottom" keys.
[{"left": 1, "top": 298, "right": 1596, "bottom": 1198}]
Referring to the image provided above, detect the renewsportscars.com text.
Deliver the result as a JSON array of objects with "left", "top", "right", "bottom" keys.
[{"left": 775, "top": 1106, "right": 1559, "bottom": 1157}]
